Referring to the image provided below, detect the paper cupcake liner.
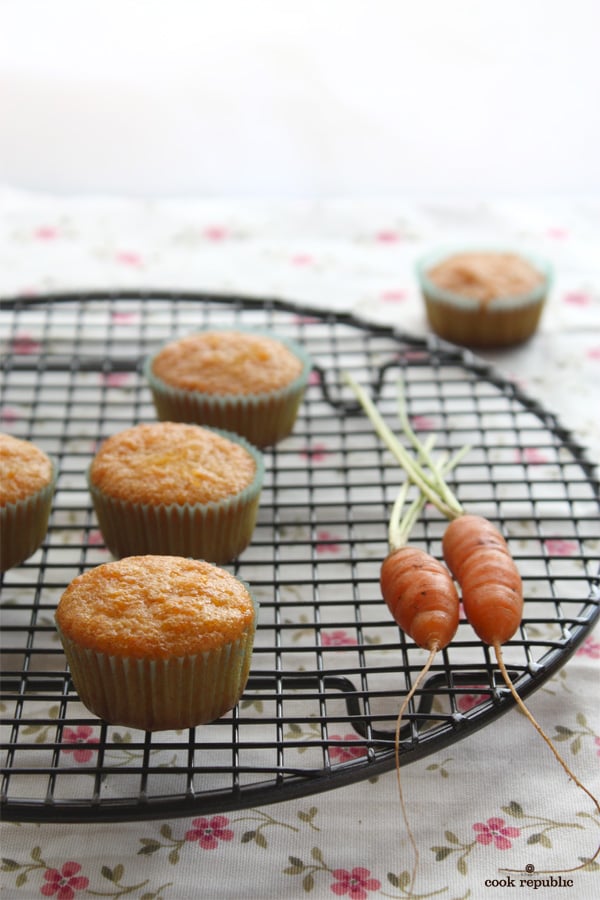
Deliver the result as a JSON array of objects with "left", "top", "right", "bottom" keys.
[
  {"left": 422, "top": 294, "right": 547, "bottom": 348},
  {"left": 145, "top": 332, "right": 312, "bottom": 447},
  {"left": 416, "top": 247, "right": 552, "bottom": 349},
  {"left": 88, "top": 433, "right": 264, "bottom": 564},
  {"left": 56, "top": 609, "right": 258, "bottom": 732},
  {"left": 0, "top": 461, "right": 57, "bottom": 572}
]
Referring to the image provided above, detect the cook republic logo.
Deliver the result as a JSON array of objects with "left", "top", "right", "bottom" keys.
[{"left": 484, "top": 864, "right": 575, "bottom": 889}]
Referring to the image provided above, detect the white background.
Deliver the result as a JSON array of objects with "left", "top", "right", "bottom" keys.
[{"left": 1, "top": 0, "right": 599, "bottom": 197}]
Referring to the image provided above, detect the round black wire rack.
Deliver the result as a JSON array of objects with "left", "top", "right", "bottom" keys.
[{"left": 1, "top": 290, "right": 599, "bottom": 823}]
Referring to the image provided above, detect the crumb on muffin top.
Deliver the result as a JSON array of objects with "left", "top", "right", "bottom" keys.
[
  {"left": 89, "top": 422, "right": 258, "bottom": 506},
  {"left": 55, "top": 555, "right": 255, "bottom": 658},
  {"left": 427, "top": 252, "right": 544, "bottom": 304},
  {"left": 150, "top": 330, "right": 304, "bottom": 395},
  {"left": 0, "top": 433, "right": 54, "bottom": 505}
]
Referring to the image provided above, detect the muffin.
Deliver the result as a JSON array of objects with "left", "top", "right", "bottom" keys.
[
  {"left": 55, "top": 555, "right": 258, "bottom": 731},
  {"left": 416, "top": 249, "right": 552, "bottom": 348},
  {"left": 145, "top": 329, "right": 312, "bottom": 447},
  {"left": 0, "top": 433, "right": 57, "bottom": 572},
  {"left": 88, "top": 422, "right": 263, "bottom": 564}
]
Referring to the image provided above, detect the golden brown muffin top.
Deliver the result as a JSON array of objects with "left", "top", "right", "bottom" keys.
[
  {"left": 0, "top": 433, "right": 54, "bottom": 506},
  {"left": 427, "top": 252, "right": 544, "bottom": 303},
  {"left": 151, "top": 330, "right": 303, "bottom": 395},
  {"left": 55, "top": 555, "right": 255, "bottom": 658},
  {"left": 89, "top": 422, "right": 257, "bottom": 506}
]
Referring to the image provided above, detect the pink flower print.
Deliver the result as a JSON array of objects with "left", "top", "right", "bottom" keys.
[
  {"left": 203, "top": 225, "right": 229, "bottom": 241},
  {"left": 309, "top": 369, "right": 321, "bottom": 386},
  {"left": 34, "top": 226, "right": 59, "bottom": 241},
  {"left": 293, "top": 314, "right": 320, "bottom": 325},
  {"left": 404, "top": 349, "right": 428, "bottom": 363},
  {"left": 185, "top": 815, "right": 234, "bottom": 850},
  {"left": 62, "top": 726, "right": 99, "bottom": 763},
  {"left": 0, "top": 406, "right": 20, "bottom": 424},
  {"left": 115, "top": 250, "right": 143, "bottom": 267},
  {"left": 587, "top": 346, "right": 600, "bottom": 361},
  {"left": 322, "top": 630, "right": 358, "bottom": 647},
  {"left": 594, "top": 737, "right": 600, "bottom": 757},
  {"left": 563, "top": 290, "right": 591, "bottom": 307},
  {"left": 457, "top": 686, "right": 488, "bottom": 713},
  {"left": 300, "top": 442, "right": 329, "bottom": 462},
  {"left": 100, "top": 372, "right": 131, "bottom": 388},
  {"left": 375, "top": 229, "right": 401, "bottom": 244},
  {"left": 330, "top": 866, "right": 381, "bottom": 899},
  {"left": 111, "top": 311, "right": 139, "bottom": 324},
  {"left": 576, "top": 635, "right": 600, "bottom": 658},
  {"left": 41, "top": 862, "right": 89, "bottom": 899},
  {"left": 17, "top": 285, "right": 39, "bottom": 298},
  {"left": 516, "top": 447, "right": 548, "bottom": 465},
  {"left": 87, "top": 530, "right": 109, "bottom": 551},
  {"left": 329, "top": 735, "right": 367, "bottom": 763},
  {"left": 547, "top": 226, "right": 568, "bottom": 239},
  {"left": 473, "top": 817, "right": 520, "bottom": 850},
  {"left": 291, "top": 253, "right": 314, "bottom": 266},
  {"left": 381, "top": 288, "right": 407, "bottom": 303},
  {"left": 315, "top": 530, "right": 341, "bottom": 554},
  {"left": 410, "top": 415, "right": 436, "bottom": 432},
  {"left": 544, "top": 538, "right": 578, "bottom": 556},
  {"left": 11, "top": 333, "right": 41, "bottom": 355}
]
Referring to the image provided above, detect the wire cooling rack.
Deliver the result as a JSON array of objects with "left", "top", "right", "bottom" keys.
[{"left": 1, "top": 290, "right": 599, "bottom": 823}]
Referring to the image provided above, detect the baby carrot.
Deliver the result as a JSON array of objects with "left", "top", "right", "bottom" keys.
[
  {"left": 382, "top": 551, "right": 458, "bottom": 888},
  {"left": 345, "top": 372, "right": 600, "bottom": 876},
  {"left": 442, "top": 513, "right": 523, "bottom": 646},
  {"left": 443, "top": 513, "right": 600, "bottom": 875},
  {"left": 373, "top": 438, "right": 462, "bottom": 890}
]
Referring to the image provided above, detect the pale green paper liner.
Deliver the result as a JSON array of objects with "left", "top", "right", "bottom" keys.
[
  {"left": 56, "top": 604, "right": 258, "bottom": 732},
  {"left": 415, "top": 247, "right": 553, "bottom": 349},
  {"left": 0, "top": 460, "right": 57, "bottom": 572},
  {"left": 88, "top": 430, "right": 264, "bottom": 564},
  {"left": 144, "top": 332, "right": 312, "bottom": 447}
]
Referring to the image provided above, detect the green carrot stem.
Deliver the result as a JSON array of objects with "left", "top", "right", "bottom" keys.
[
  {"left": 389, "top": 446, "right": 467, "bottom": 551},
  {"left": 343, "top": 374, "right": 458, "bottom": 520},
  {"left": 395, "top": 377, "right": 464, "bottom": 517}
]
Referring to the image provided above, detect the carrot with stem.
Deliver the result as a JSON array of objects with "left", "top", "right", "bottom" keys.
[
  {"left": 377, "top": 441, "right": 467, "bottom": 891},
  {"left": 345, "top": 371, "right": 600, "bottom": 875}
]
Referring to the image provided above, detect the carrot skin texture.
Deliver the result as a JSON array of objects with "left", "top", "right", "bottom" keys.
[
  {"left": 380, "top": 546, "right": 460, "bottom": 651},
  {"left": 442, "top": 514, "right": 523, "bottom": 645}
]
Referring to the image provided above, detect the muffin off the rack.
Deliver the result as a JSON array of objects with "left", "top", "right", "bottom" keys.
[{"left": 417, "top": 249, "right": 552, "bottom": 349}]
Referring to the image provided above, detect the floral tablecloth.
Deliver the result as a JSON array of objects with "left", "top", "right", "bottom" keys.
[{"left": 1, "top": 187, "right": 599, "bottom": 900}]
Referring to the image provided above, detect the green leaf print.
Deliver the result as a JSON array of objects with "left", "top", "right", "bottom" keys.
[
  {"left": 138, "top": 839, "right": 161, "bottom": 856},
  {"left": 303, "top": 872, "right": 315, "bottom": 892},
  {"left": 284, "top": 857, "right": 305, "bottom": 875},
  {"left": 502, "top": 801, "right": 524, "bottom": 818}
]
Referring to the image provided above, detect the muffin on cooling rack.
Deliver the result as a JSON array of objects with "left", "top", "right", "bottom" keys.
[
  {"left": 145, "top": 329, "right": 312, "bottom": 447},
  {"left": 55, "top": 555, "right": 258, "bottom": 731},
  {"left": 416, "top": 248, "right": 552, "bottom": 349},
  {"left": 88, "top": 422, "right": 263, "bottom": 564},
  {"left": 0, "top": 433, "right": 57, "bottom": 572}
]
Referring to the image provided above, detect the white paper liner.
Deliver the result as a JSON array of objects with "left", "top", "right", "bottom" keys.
[
  {"left": 145, "top": 331, "right": 312, "bottom": 447},
  {"left": 56, "top": 617, "right": 257, "bottom": 732},
  {"left": 0, "top": 460, "right": 57, "bottom": 572},
  {"left": 88, "top": 430, "right": 264, "bottom": 563}
]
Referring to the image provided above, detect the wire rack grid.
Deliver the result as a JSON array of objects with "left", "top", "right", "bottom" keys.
[{"left": 1, "top": 290, "right": 599, "bottom": 823}]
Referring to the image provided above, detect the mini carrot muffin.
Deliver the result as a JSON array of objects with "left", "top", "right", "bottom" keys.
[
  {"left": 416, "top": 249, "right": 552, "bottom": 348},
  {"left": 88, "top": 422, "right": 263, "bottom": 564},
  {"left": 55, "top": 555, "right": 258, "bottom": 731},
  {"left": 145, "top": 329, "right": 312, "bottom": 447},
  {"left": 0, "top": 433, "right": 57, "bottom": 572}
]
